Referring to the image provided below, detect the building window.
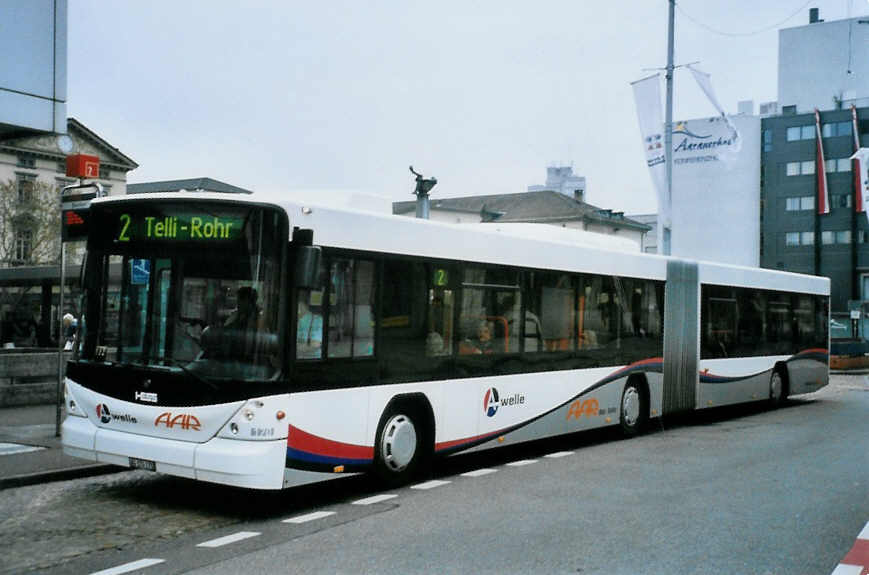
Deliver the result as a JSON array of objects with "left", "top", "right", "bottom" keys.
[
  {"left": 822, "top": 231, "right": 835, "bottom": 245},
  {"left": 837, "top": 122, "right": 852, "bottom": 137},
  {"left": 786, "top": 231, "right": 815, "bottom": 247},
  {"left": 99, "top": 165, "right": 110, "bottom": 180},
  {"left": 801, "top": 125, "right": 815, "bottom": 140},
  {"left": 787, "top": 127, "right": 801, "bottom": 141},
  {"left": 763, "top": 129, "right": 772, "bottom": 152},
  {"left": 837, "top": 158, "right": 851, "bottom": 172},
  {"left": 784, "top": 161, "right": 815, "bottom": 176},
  {"left": 837, "top": 230, "right": 852, "bottom": 244},
  {"left": 786, "top": 196, "right": 814, "bottom": 211},
  {"left": 56, "top": 161, "right": 67, "bottom": 174},
  {"left": 16, "top": 174, "right": 36, "bottom": 202},
  {"left": 16, "top": 155, "right": 36, "bottom": 169},
  {"left": 833, "top": 194, "right": 853, "bottom": 208},
  {"left": 14, "top": 229, "right": 33, "bottom": 263}
]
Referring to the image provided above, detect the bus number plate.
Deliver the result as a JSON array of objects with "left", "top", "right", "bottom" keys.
[{"left": 129, "top": 457, "right": 156, "bottom": 472}]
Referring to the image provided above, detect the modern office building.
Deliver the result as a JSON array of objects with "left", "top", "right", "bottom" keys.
[
  {"left": 778, "top": 8, "right": 869, "bottom": 115},
  {"left": 0, "top": 0, "right": 67, "bottom": 137},
  {"left": 759, "top": 106, "right": 868, "bottom": 312},
  {"left": 759, "top": 9, "right": 869, "bottom": 315}
]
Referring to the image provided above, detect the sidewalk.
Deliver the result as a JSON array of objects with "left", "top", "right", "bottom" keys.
[{"left": 0, "top": 403, "right": 121, "bottom": 489}]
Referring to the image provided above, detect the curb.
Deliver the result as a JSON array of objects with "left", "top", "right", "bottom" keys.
[
  {"left": 0, "top": 463, "right": 124, "bottom": 490},
  {"left": 830, "top": 521, "right": 869, "bottom": 574}
]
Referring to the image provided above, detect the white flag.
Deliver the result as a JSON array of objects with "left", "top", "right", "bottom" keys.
[
  {"left": 851, "top": 147, "right": 869, "bottom": 220},
  {"left": 632, "top": 74, "right": 669, "bottom": 225},
  {"left": 687, "top": 64, "right": 741, "bottom": 156}
]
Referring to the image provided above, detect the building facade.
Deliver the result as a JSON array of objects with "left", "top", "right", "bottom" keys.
[
  {"left": 0, "top": 118, "right": 137, "bottom": 346},
  {"left": 0, "top": 0, "right": 67, "bottom": 137},
  {"left": 760, "top": 106, "right": 868, "bottom": 313},
  {"left": 778, "top": 10, "right": 869, "bottom": 115}
]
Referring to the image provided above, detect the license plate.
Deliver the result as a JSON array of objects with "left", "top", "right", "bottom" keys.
[{"left": 129, "top": 457, "right": 156, "bottom": 472}]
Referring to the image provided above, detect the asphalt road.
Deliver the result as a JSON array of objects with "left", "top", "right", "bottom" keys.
[{"left": 2, "top": 374, "right": 867, "bottom": 575}]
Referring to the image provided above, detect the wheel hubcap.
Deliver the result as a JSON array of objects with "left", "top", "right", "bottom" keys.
[
  {"left": 770, "top": 372, "right": 782, "bottom": 400},
  {"left": 622, "top": 387, "right": 640, "bottom": 427},
  {"left": 381, "top": 414, "right": 417, "bottom": 472}
]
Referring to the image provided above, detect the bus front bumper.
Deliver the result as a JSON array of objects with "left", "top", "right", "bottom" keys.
[{"left": 62, "top": 415, "right": 286, "bottom": 490}]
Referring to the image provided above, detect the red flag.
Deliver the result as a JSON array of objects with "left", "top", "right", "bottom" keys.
[
  {"left": 815, "top": 109, "right": 830, "bottom": 215},
  {"left": 853, "top": 105, "right": 863, "bottom": 212}
]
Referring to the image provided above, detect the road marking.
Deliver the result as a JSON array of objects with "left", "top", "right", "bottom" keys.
[
  {"left": 196, "top": 531, "right": 260, "bottom": 548},
  {"left": 0, "top": 442, "right": 45, "bottom": 456},
  {"left": 506, "top": 459, "right": 538, "bottom": 467},
  {"left": 90, "top": 558, "right": 165, "bottom": 575},
  {"left": 282, "top": 511, "right": 336, "bottom": 524},
  {"left": 352, "top": 494, "right": 398, "bottom": 505},
  {"left": 461, "top": 468, "right": 497, "bottom": 477},
  {"left": 411, "top": 479, "right": 451, "bottom": 490},
  {"left": 830, "top": 565, "right": 861, "bottom": 575},
  {"left": 545, "top": 451, "right": 574, "bottom": 458}
]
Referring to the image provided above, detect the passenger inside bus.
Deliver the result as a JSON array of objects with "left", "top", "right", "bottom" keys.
[
  {"left": 224, "top": 286, "right": 262, "bottom": 331},
  {"left": 296, "top": 292, "right": 323, "bottom": 359},
  {"left": 459, "top": 320, "right": 499, "bottom": 355}
]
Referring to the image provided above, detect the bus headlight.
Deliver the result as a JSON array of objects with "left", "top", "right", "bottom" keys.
[
  {"left": 217, "top": 397, "right": 289, "bottom": 441},
  {"left": 64, "top": 381, "right": 87, "bottom": 418}
]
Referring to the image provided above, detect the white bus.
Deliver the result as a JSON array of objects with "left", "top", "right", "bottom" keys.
[{"left": 62, "top": 192, "right": 829, "bottom": 489}]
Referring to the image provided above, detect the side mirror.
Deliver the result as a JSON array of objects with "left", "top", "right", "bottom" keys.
[{"left": 294, "top": 246, "right": 321, "bottom": 289}]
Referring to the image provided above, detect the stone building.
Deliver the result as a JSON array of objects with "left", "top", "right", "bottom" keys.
[{"left": 0, "top": 118, "right": 137, "bottom": 346}]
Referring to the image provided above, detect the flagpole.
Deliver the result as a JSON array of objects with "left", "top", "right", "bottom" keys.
[{"left": 663, "top": 0, "right": 675, "bottom": 256}]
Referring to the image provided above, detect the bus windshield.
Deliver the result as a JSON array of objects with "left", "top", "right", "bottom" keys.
[{"left": 78, "top": 201, "right": 286, "bottom": 384}]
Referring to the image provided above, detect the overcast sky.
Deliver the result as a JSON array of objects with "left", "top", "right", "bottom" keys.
[{"left": 67, "top": 0, "right": 869, "bottom": 214}]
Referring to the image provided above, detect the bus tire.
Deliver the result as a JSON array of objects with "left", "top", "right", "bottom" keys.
[
  {"left": 373, "top": 403, "right": 428, "bottom": 486},
  {"left": 768, "top": 366, "right": 788, "bottom": 408},
  {"left": 619, "top": 379, "right": 647, "bottom": 437}
]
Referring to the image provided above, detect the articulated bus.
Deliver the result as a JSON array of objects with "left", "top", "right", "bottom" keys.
[{"left": 62, "top": 192, "right": 829, "bottom": 489}]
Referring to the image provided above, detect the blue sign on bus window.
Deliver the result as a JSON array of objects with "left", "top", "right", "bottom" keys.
[{"left": 130, "top": 259, "right": 150, "bottom": 285}]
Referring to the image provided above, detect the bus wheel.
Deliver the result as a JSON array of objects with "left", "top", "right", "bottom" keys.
[
  {"left": 620, "top": 380, "right": 647, "bottom": 437},
  {"left": 374, "top": 408, "right": 422, "bottom": 486},
  {"left": 769, "top": 368, "right": 787, "bottom": 408}
]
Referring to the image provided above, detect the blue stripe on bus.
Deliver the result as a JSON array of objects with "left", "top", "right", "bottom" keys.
[{"left": 286, "top": 447, "right": 372, "bottom": 467}]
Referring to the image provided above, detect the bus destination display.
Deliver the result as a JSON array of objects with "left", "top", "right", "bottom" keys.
[{"left": 115, "top": 212, "right": 245, "bottom": 243}]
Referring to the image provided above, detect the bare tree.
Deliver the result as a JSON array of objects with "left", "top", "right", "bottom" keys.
[
  {"left": 0, "top": 178, "right": 63, "bottom": 345},
  {"left": 0, "top": 178, "right": 61, "bottom": 266}
]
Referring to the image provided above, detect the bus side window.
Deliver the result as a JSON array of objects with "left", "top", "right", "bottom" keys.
[
  {"left": 380, "top": 260, "right": 432, "bottom": 379},
  {"left": 296, "top": 259, "right": 327, "bottom": 360},
  {"left": 527, "top": 272, "right": 574, "bottom": 353},
  {"left": 327, "top": 259, "right": 376, "bottom": 359},
  {"left": 427, "top": 286, "right": 454, "bottom": 356}
]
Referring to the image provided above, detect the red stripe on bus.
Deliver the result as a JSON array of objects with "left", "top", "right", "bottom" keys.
[{"left": 287, "top": 426, "right": 374, "bottom": 459}]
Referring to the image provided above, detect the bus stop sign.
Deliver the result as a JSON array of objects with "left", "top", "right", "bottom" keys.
[{"left": 66, "top": 154, "right": 100, "bottom": 179}]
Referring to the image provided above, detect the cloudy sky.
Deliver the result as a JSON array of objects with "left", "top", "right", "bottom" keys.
[{"left": 67, "top": 1, "right": 869, "bottom": 214}]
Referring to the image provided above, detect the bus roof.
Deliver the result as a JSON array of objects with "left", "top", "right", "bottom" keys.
[{"left": 93, "top": 190, "right": 829, "bottom": 296}]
